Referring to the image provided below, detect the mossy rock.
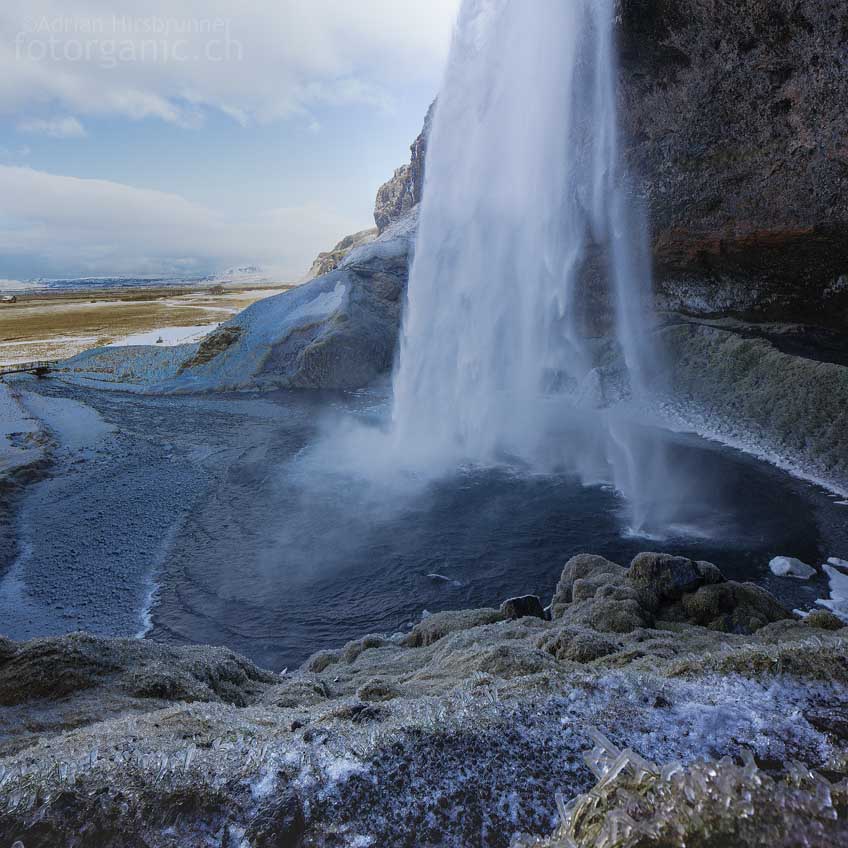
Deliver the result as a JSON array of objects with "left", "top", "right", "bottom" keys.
[
  {"left": 551, "top": 555, "right": 626, "bottom": 614},
  {"left": 680, "top": 581, "right": 791, "bottom": 634},
  {"left": 402, "top": 608, "right": 505, "bottom": 648},
  {"left": 806, "top": 610, "right": 846, "bottom": 631}
]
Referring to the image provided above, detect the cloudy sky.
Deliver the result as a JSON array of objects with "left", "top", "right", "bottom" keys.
[{"left": 0, "top": 1, "right": 459, "bottom": 281}]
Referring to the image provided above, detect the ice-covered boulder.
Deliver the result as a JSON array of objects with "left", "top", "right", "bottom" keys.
[
  {"left": 167, "top": 210, "right": 416, "bottom": 393},
  {"left": 769, "top": 556, "right": 816, "bottom": 580},
  {"left": 817, "top": 562, "right": 848, "bottom": 623},
  {"left": 57, "top": 210, "right": 417, "bottom": 394}
]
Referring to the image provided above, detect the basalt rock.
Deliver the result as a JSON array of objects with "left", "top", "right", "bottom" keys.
[
  {"left": 656, "top": 322, "right": 848, "bottom": 490},
  {"left": 401, "top": 607, "right": 506, "bottom": 648},
  {"left": 177, "top": 325, "right": 242, "bottom": 373},
  {"left": 617, "top": 0, "right": 848, "bottom": 327},
  {"left": 537, "top": 626, "right": 619, "bottom": 664},
  {"left": 806, "top": 610, "right": 847, "bottom": 632},
  {"left": 499, "top": 595, "right": 546, "bottom": 621},
  {"left": 628, "top": 552, "right": 722, "bottom": 612},
  {"left": 244, "top": 792, "right": 306, "bottom": 848},
  {"left": 551, "top": 555, "right": 626, "bottom": 614},
  {"left": 0, "top": 631, "right": 276, "bottom": 709},
  {"left": 374, "top": 101, "right": 435, "bottom": 233},
  {"left": 679, "top": 581, "right": 795, "bottom": 634},
  {"left": 303, "top": 227, "right": 378, "bottom": 280}
]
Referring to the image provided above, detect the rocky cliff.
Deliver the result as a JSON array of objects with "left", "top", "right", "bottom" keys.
[
  {"left": 303, "top": 227, "right": 378, "bottom": 281},
  {"left": 374, "top": 100, "right": 435, "bottom": 233},
  {"left": 618, "top": 0, "right": 848, "bottom": 327},
  {"left": 375, "top": 2, "right": 848, "bottom": 327}
]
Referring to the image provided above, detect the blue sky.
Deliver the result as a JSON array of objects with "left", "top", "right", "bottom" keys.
[{"left": 0, "top": 1, "right": 459, "bottom": 281}]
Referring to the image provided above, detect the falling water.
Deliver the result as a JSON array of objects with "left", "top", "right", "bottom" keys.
[{"left": 391, "top": 0, "right": 671, "bottom": 531}]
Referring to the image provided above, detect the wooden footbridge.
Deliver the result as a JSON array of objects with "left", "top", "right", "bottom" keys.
[{"left": 0, "top": 360, "right": 55, "bottom": 379}]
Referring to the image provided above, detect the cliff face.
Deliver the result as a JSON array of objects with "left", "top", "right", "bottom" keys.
[
  {"left": 303, "top": 227, "right": 378, "bottom": 280},
  {"left": 375, "top": 2, "right": 848, "bottom": 327},
  {"left": 618, "top": 0, "right": 848, "bottom": 327},
  {"left": 373, "top": 100, "right": 435, "bottom": 233}
]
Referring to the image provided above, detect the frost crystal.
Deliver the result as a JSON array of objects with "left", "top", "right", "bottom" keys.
[{"left": 513, "top": 731, "right": 848, "bottom": 848}]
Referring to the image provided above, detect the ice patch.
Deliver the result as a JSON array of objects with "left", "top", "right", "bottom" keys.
[
  {"left": 135, "top": 580, "right": 159, "bottom": 639},
  {"left": 427, "top": 573, "right": 466, "bottom": 588},
  {"left": 20, "top": 392, "right": 114, "bottom": 454},
  {"left": 0, "top": 384, "right": 44, "bottom": 474},
  {"left": 816, "top": 563, "right": 848, "bottom": 623},
  {"left": 769, "top": 556, "right": 816, "bottom": 580},
  {"left": 250, "top": 761, "right": 278, "bottom": 800}
]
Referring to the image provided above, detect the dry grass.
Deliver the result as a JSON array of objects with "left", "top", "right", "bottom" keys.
[{"left": 0, "top": 284, "right": 292, "bottom": 364}]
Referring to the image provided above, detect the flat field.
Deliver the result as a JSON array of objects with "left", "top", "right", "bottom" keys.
[{"left": 0, "top": 284, "right": 293, "bottom": 365}]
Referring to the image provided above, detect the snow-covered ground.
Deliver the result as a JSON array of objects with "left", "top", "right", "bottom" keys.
[{"left": 111, "top": 324, "right": 221, "bottom": 348}]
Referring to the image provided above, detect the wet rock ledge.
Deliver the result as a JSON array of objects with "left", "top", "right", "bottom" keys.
[{"left": 1, "top": 551, "right": 847, "bottom": 846}]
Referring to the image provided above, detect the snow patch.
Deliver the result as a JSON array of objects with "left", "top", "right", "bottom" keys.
[{"left": 111, "top": 324, "right": 219, "bottom": 348}]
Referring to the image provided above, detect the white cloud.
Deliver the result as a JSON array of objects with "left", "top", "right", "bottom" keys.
[
  {"left": 17, "top": 115, "right": 86, "bottom": 137},
  {"left": 0, "top": 165, "right": 363, "bottom": 279},
  {"left": 0, "top": 1, "right": 460, "bottom": 127}
]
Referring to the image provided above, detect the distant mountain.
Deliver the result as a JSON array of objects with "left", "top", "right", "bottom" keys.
[
  {"left": 12, "top": 266, "right": 291, "bottom": 293},
  {"left": 208, "top": 265, "right": 288, "bottom": 287},
  {"left": 218, "top": 265, "right": 263, "bottom": 278}
]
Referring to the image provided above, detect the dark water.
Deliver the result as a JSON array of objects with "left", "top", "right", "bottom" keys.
[{"left": 4, "top": 380, "right": 847, "bottom": 671}]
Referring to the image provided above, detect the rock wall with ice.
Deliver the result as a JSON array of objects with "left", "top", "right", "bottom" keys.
[{"left": 656, "top": 323, "right": 848, "bottom": 494}]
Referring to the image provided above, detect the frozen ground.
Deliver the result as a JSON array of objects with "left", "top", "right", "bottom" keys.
[
  {"left": 1, "top": 607, "right": 846, "bottom": 847},
  {"left": 0, "top": 384, "right": 43, "bottom": 476}
]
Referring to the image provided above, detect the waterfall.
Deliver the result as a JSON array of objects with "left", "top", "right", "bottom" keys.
[{"left": 391, "top": 0, "right": 669, "bottom": 531}]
